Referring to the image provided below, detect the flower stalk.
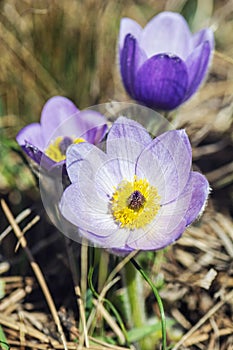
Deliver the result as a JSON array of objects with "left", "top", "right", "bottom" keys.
[
  {"left": 124, "top": 261, "right": 153, "bottom": 350},
  {"left": 130, "top": 257, "right": 167, "bottom": 350}
]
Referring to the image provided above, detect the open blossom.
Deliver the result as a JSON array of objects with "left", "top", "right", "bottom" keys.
[
  {"left": 16, "top": 96, "right": 107, "bottom": 170},
  {"left": 59, "top": 116, "right": 209, "bottom": 252},
  {"left": 119, "top": 11, "right": 214, "bottom": 111}
]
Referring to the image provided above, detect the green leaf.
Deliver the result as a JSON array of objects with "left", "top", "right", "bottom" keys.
[
  {"left": 127, "top": 318, "right": 175, "bottom": 343},
  {"left": 0, "top": 325, "right": 9, "bottom": 350}
]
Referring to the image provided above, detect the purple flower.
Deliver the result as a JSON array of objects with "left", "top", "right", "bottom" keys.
[
  {"left": 16, "top": 96, "right": 108, "bottom": 170},
  {"left": 59, "top": 116, "right": 209, "bottom": 252},
  {"left": 119, "top": 11, "right": 214, "bottom": 111}
]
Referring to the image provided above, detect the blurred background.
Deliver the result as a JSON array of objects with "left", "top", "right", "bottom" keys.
[{"left": 0, "top": 0, "right": 233, "bottom": 349}]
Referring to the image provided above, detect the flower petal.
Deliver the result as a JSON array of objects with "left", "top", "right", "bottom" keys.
[
  {"left": 66, "top": 142, "right": 124, "bottom": 199},
  {"left": 107, "top": 116, "right": 152, "bottom": 146},
  {"left": 127, "top": 171, "right": 196, "bottom": 250},
  {"left": 193, "top": 28, "right": 214, "bottom": 50},
  {"left": 127, "top": 213, "right": 187, "bottom": 250},
  {"left": 21, "top": 141, "right": 54, "bottom": 167},
  {"left": 41, "top": 96, "right": 79, "bottom": 144},
  {"left": 134, "top": 54, "right": 188, "bottom": 110},
  {"left": 59, "top": 181, "right": 118, "bottom": 238},
  {"left": 120, "top": 34, "right": 147, "bottom": 98},
  {"left": 66, "top": 142, "right": 108, "bottom": 183},
  {"left": 106, "top": 117, "right": 151, "bottom": 180},
  {"left": 184, "top": 40, "right": 212, "bottom": 102},
  {"left": 16, "top": 123, "right": 44, "bottom": 150},
  {"left": 184, "top": 171, "right": 209, "bottom": 226},
  {"left": 136, "top": 129, "right": 192, "bottom": 204},
  {"left": 119, "top": 17, "right": 142, "bottom": 50},
  {"left": 140, "top": 11, "right": 193, "bottom": 59},
  {"left": 74, "top": 110, "right": 108, "bottom": 143},
  {"left": 77, "top": 228, "right": 131, "bottom": 250}
]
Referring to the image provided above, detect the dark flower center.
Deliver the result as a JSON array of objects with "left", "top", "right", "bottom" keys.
[
  {"left": 127, "top": 190, "right": 146, "bottom": 210},
  {"left": 59, "top": 137, "right": 73, "bottom": 155}
]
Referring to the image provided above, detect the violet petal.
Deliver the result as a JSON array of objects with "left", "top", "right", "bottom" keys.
[
  {"left": 16, "top": 123, "right": 44, "bottom": 150},
  {"left": 184, "top": 41, "right": 212, "bottom": 102},
  {"left": 40, "top": 96, "right": 79, "bottom": 144},
  {"left": 193, "top": 28, "right": 214, "bottom": 50},
  {"left": 119, "top": 17, "right": 142, "bottom": 50},
  {"left": 120, "top": 34, "right": 147, "bottom": 98},
  {"left": 76, "top": 110, "right": 108, "bottom": 143},
  {"left": 22, "top": 141, "right": 54, "bottom": 169},
  {"left": 134, "top": 54, "right": 188, "bottom": 110}
]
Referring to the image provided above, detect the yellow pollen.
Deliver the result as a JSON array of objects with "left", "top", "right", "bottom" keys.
[
  {"left": 111, "top": 176, "right": 160, "bottom": 229},
  {"left": 45, "top": 136, "right": 85, "bottom": 162}
]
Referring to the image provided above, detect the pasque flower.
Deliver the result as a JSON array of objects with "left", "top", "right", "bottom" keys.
[
  {"left": 60, "top": 116, "right": 209, "bottom": 252},
  {"left": 119, "top": 11, "right": 214, "bottom": 110},
  {"left": 16, "top": 96, "right": 107, "bottom": 170}
]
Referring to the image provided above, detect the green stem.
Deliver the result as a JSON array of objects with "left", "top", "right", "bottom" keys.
[
  {"left": 130, "top": 257, "right": 167, "bottom": 350},
  {"left": 124, "top": 261, "right": 152, "bottom": 350}
]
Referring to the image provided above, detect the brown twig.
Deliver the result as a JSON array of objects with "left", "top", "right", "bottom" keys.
[{"left": 172, "top": 289, "right": 233, "bottom": 349}]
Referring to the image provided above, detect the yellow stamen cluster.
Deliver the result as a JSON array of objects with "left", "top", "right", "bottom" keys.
[
  {"left": 45, "top": 136, "right": 85, "bottom": 162},
  {"left": 111, "top": 176, "right": 160, "bottom": 229}
]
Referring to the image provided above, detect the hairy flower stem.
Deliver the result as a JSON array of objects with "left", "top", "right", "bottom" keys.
[
  {"left": 130, "top": 257, "right": 167, "bottom": 350},
  {"left": 124, "top": 261, "right": 153, "bottom": 350}
]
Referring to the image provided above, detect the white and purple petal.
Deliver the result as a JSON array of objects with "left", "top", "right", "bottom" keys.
[
  {"left": 126, "top": 168, "right": 197, "bottom": 250},
  {"left": 59, "top": 181, "right": 115, "bottom": 237},
  {"left": 66, "top": 142, "right": 113, "bottom": 194},
  {"left": 66, "top": 142, "right": 127, "bottom": 199},
  {"left": 184, "top": 171, "right": 209, "bottom": 226},
  {"left": 78, "top": 228, "right": 132, "bottom": 250},
  {"left": 140, "top": 11, "right": 193, "bottom": 59},
  {"left": 136, "top": 129, "right": 192, "bottom": 204},
  {"left": 106, "top": 117, "right": 152, "bottom": 179}
]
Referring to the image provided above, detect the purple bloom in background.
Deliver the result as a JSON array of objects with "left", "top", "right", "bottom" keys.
[
  {"left": 16, "top": 96, "right": 108, "bottom": 170},
  {"left": 119, "top": 11, "right": 214, "bottom": 111},
  {"left": 60, "top": 117, "right": 209, "bottom": 253}
]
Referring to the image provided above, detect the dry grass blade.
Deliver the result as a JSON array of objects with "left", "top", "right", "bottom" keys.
[
  {"left": 0, "top": 199, "right": 68, "bottom": 350},
  {"left": 92, "top": 299, "right": 125, "bottom": 344},
  {"left": 172, "top": 289, "right": 233, "bottom": 350},
  {"left": 0, "top": 313, "right": 52, "bottom": 343},
  {"left": 0, "top": 208, "right": 31, "bottom": 243},
  {"left": 75, "top": 285, "right": 89, "bottom": 348},
  {"left": 7, "top": 339, "right": 132, "bottom": 350}
]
